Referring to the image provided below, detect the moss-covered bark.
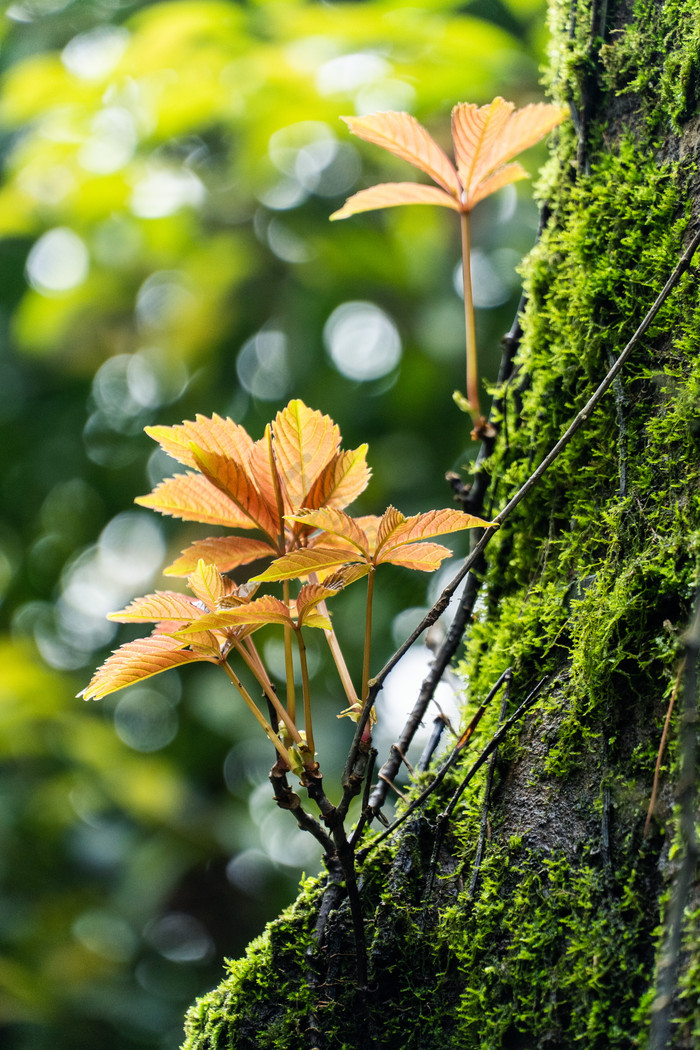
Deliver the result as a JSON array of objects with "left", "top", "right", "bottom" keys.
[{"left": 182, "top": 0, "right": 700, "bottom": 1047}]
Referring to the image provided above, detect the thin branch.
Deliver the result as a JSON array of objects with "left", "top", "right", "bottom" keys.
[
  {"left": 426, "top": 674, "right": 546, "bottom": 892},
  {"left": 357, "top": 669, "right": 525, "bottom": 861},
  {"left": 342, "top": 227, "right": 700, "bottom": 781},
  {"left": 468, "top": 678, "right": 511, "bottom": 897},
  {"left": 367, "top": 567, "right": 482, "bottom": 814}
]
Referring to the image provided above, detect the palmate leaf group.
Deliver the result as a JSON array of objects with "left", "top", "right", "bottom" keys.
[
  {"left": 330, "top": 97, "right": 568, "bottom": 219},
  {"left": 81, "top": 395, "right": 494, "bottom": 771},
  {"left": 330, "top": 98, "right": 568, "bottom": 432},
  {"left": 137, "top": 399, "right": 371, "bottom": 575}
]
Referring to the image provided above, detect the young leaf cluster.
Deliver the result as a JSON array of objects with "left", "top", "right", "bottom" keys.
[
  {"left": 81, "top": 400, "right": 491, "bottom": 776},
  {"left": 332, "top": 98, "right": 568, "bottom": 434}
]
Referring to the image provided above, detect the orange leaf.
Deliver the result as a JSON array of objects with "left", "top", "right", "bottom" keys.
[
  {"left": 330, "top": 182, "right": 460, "bottom": 220},
  {"left": 323, "top": 563, "right": 372, "bottom": 589},
  {"left": 270, "top": 400, "right": 340, "bottom": 511},
  {"left": 251, "top": 546, "right": 363, "bottom": 583},
  {"left": 249, "top": 427, "right": 288, "bottom": 522},
  {"left": 108, "top": 591, "right": 203, "bottom": 624},
  {"left": 79, "top": 635, "right": 217, "bottom": 701},
  {"left": 478, "top": 101, "right": 569, "bottom": 175},
  {"left": 191, "top": 446, "right": 279, "bottom": 540},
  {"left": 296, "top": 582, "right": 342, "bottom": 623},
  {"left": 136, "top": 472, "right": 256, "bottom": 528},
  {"left": 286, "top": 508, "right": 370, "bottom": 555},
  {"left": 375, "top": 506, "right": 491, "bottom": 558},
  {"left": 467, "top": 163, "right": 528, "bottom": 211},
  {"left": 341, "top": 112, "right": 462, "bottom": 198},
  {"left": 302, "top": 445, "right": 371, "bottom": 511},
  {"left": 379, "top": 541, "right": 454, "bottom": 572},
  {"left": 374, "top": 505, "right": 407, "bottom": 556},
  {"left": 144, "top": 413, "right": 255, "bottom": 470},
  {"left": 164, "top": 536, "right": 276, "bottom": 577},
  {"left": 451, "top": 97, "right": 514, "bottom": 202},
  {"left": 178, "top": 594, "right": 293, "bottom": 634},
  {"left": 452, "top": 98, "right": 567, "bottom": 210}
]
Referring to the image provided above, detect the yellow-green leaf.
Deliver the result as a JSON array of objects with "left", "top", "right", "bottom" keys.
[
  {"left": 187, "top": 559, "right": 227, "bottom": 609},
  {"left": 251, "top": 546, "right": 362, "bottom": 583}
]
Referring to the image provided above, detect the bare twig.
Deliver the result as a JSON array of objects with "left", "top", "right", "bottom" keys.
[
  {"left": 426, "top": 674, "right": 544, "bottom": 892},
  {"left": 357, "top": 669, "right": 520, "bottom": 862},
  {"left": 468, "top": 673, "right": 512, "bottom": 896},
  {"left": 368, "top": 568, "right": 482, "bottom": 815},
  {"left": 417, "top": 714, "right": 451, "bottom": 773}
]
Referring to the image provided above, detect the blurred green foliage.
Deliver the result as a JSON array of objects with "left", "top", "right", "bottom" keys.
[{"left": 0, "top": 0, "right": 547, "bottom": 1046}]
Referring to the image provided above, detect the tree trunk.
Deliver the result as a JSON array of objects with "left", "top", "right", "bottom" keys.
[{"left": 182, "top": 1, "right": 700, "bottom": 1047}]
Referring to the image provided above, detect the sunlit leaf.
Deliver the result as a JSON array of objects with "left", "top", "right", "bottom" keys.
[
  {"left": 270, "top": 399, "right": 340, "bottom": 510},
  {"left": 177, "top": 594, "right": 293, "bottom": 634},
  {"left": 341, "top": 112, "right": 461, "bottom": 198},
  {"left": 79, "top": 636, "right": 217, "bottom": 701},
  {"left": 452, "top": 98, "right": 568, "bottom": 209},
  {"left": 330, "top": 183, "right": 459, "bottom": 220},
  {"left": 296, "top": 582, "right": 342, "bottom": 627},
  {"left": 302, "top": 445, "right": 371, "bottom": 510},
  {"left": 187, "top": 559, "right": 227, "bottom": 609},
  {"left": 251, "top": 546, "right": 362, "bottom": 583},
  {"left": 335, "top": 98, "right": 568, "bottom": 218},
  {"left": 164, "top": 536, "right": 276, "bottom": 576},
  {"left": 107, "top": 591, "right": 203, "bottom": 624},
  {"left": 450, "top": 96, "right": 514, "bottom": 199},
  {"left": 376, "top": 507, "right": 494, "bottom": 556},
  {"left": 136, "top": 472, "right": 256, "bottom": 527},
  {"left": 190, "top": 445, "right": 279, "bottom": 539},
  {"left": 378, "top": 541, "right": 454, "bottom": 572},
  {"left": 286, "top": 507, "right": 370, "bottom": 554},
  {"left": 249, "top": 427, "right": 288, "bottom": 522},
  {"left": 374, "top": 505, "right": 407, "bottom": 554},
  {"left": 144, "top": 413, "right": 255, "bottom": 470},
  {"left": 467, "top": 162, "right": 528, "bottom": 210}
]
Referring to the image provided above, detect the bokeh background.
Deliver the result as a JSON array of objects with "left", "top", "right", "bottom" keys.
[{"left": 0, "top": 1, "right": 548, "bottom": 1047}]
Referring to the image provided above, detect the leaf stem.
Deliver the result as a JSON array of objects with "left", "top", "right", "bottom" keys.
[
  {"left": 322, "top": 603, "right": 360, "bottom": 708},
  {"left": 307, "top": 571, "right": 359, "bottom": 709},
  {"left": 460, "top": 210, "right": 481, "bottom": 423},
  {"left": 361, "top": 568, "right": 375, "bottom": 703},
  {"left": 295, "top": 628, "right": 315, "bottom": 762},
  {"left": 231, "top": 638, "right": 304, "bottom": 747},
  {"left": 282, "top": 580, "right": 296, "bottom": 725},
  {"left": 221, "top": 659, "right": 292, "bottom": 765}
]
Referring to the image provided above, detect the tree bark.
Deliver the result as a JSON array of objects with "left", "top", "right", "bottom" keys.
[{"left": 182, "top": 0, "right": 700, "bottom": 1046}]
